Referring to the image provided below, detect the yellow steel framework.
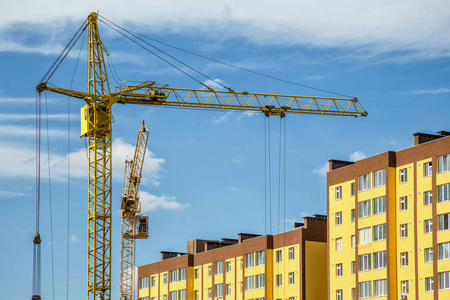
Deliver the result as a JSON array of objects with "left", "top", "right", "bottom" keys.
[
  {"left": 120, "top": 123, "right": 149, "bottom": 300},
  {"left": 36, "top": 12, "right": 367, "bottom": 300}
]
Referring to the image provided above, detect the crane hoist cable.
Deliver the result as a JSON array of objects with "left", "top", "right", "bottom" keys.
[{"left": 99, "top": 17, "right": 357, "bottom": 99}]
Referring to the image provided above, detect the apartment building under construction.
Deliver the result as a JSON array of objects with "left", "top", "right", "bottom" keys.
[{"left": 138, "top": 215, "right": 327, "bottom": 300}]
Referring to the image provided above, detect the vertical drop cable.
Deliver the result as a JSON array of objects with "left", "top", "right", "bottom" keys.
[
  {"left": 268, "top": 117, "right": 272, "bottom": 235},
  {"left": 32, "top": 92, "right": 42, "bottom": 300},
  {"left": 264, "top": 117, "right": 267, "bottom": 235},
  {"left": 45, "top": 93, "right": 56, "bottom": 300},
  {"left": 277, "top": 117, "right": 282, "bottom": 236}
]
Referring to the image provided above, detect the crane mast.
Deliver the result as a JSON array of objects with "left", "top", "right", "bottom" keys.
[
  {"left": 120, "top": 123, "right": 150, "bottom": 300},
  {"left": 36, "top": 12, "right": 368, "bottom": 300}
]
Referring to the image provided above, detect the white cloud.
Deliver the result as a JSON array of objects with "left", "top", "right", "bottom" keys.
[
  {"left": 231, "top": 155, "right": 243, "bottom": 164},
  {"left": 139, "top": 191, "right": 189, "bottom": 211},
  {"left": 212, "top": 111, "right": 233, "bottom": 125},
  {"left": 0, "top": 113, "right": 78, "bottom": 121},
  {"left": 237, "top": 111, "right": 258, "bottom": 121},
  {"left": 0, "top": 125, "right": 68, "bottom": 138},
  {"left": 349, "top": 151, "right": 367, "bottom": 161},
  {"left": 0, "top": 190, "right": 25, "bottom": 198},
  {"left": 400, "top": 87, "right": 450, "bottom": 95},
  {"left": 312, "top": 161, "right": 329, "bottom": 177},
  {"left": 0, "top": 138, "right": 165, "bottom": 185},
  {"left": 202, "top": 79, "right": 228, "bottom": 91},
  {"left": 1, "top": 1, "right": 450, "bottom": 60}
]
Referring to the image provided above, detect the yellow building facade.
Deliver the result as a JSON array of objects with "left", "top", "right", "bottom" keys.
[
  {"left": 328, "top": 132, "right": 450, "bottom": 300},
  {"left": 138, "top": 215, "right": 327, "bottom": 300}
]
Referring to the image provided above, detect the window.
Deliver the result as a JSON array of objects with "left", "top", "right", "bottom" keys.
[
  {"left": 289, "top": 272, "right": 294, "bottom": 285},
  {"left": 401, "top": 252, "right": 409, "bottom": 267},
  {"left": 374, "top": 251, "right": 387, "bottom": 269},
  {"left": 351, "top": 261, "right": 356, "bottom": 275},
  {"left": 170, "top": 270, "right": 177, "bottom": 283},
  {"left": 140, "top": 297, "right": 149, "bottom": 300},
  {"left": 194, "top": 269, "right": 199, "bottom": 279},
  {"left": 170, "top": 291, "right": 177, "bottom": 300},
  {"left": 351, "top": 235, "right": 355, "bottom": 248},
  {"left": 336, "top": 289, "right": 343, "bottom": 300},
  {"left": 373, "top": 224, "right": 386, "bottom": 241},
  {"left": 359, "top": 227, "right": 371, "bottom": 245},
  {"left": 424, "top": 162, "right": 432, "bottom": 177},
  {"left": 373, "top": 279, "right": 387, "bottom": 297},
  {"left": 194, "top": 291, "right": 199, "bottom": 300},
  {"left": 359, "top": 200, "right": 371, "bottom": 218},
  {"left": 164, "top": 295, "right": 167, "bottom": 300},
  {"left": 359, "top": 281, "right": 372, "bottom": 299},
  {"left": 151, "top": 276, "right": 156, "bottom": 287},
  {"left": 401, "top": 280, "right": 409, "bottom": 294},
  {"left": 140, "top": 277, "right": 149, "bottom": 289},
  {"left": 425, "top": 248, "right": 433, "bottom": 263},
  {"left": 256, "top": 250, "right": 265, "bottom": 266},
  {"left": 424, "top": 219, "right": 433, "bottom": 234},
  {"left": 289, "top": 298, "right": 294, "bottom": 300},
  {"left": 245, "top": 276, "right": 254, "bottom": 291},
  {"left": 276, "top": 250, "right": 282, "bottom": 263},
  {"left": 351, "top": 209, "right": 355, "bottom": 222},
  {"left": 438, "top": 213, "right": 450, "bottom": 231},
  {"left": 336, "top": 186, "right": 342, "bottom": 200},
  {"left": 439, "top": 271, "right": 450, "bottom": 290},
  {"left": 400, "top": 196, "right": 408, "bottom": 211},
  {"left": 208, "top": 288, "right": 212, "bottom": 299},
  {"left": 245, "top": 253, "right": 254, "bottom": 268},
  {"left": 179, "top": 289, "right": 186, "bottom": 300},
  {"left": 438, "top": 183, "right": 450, "bottom": 203},
  {"left": 438, "top": 154, "right": 450, "bottom": 173},
  {"left": 215, "top": 284, "right": 223, "bottom": 298},
  {"left": 424, "top": 191, "right": 432, "bottom": 206},
  {"left": 208, "top": 265, "right": 212, "bottom": 277},
  {"left": 289, "top": 247, "right": 294, "bottom": 260},
  {"left": 373, "top": 169, "right": 386, "bottom": 187},
  {"left": 351, "top": 182, "right": 355, "bottom": 196},
  {"left": 215, "top": 262, "right": 223, "bottom": 275},
  {"left": 336, "top": 212, "right": 342, "bottom": 226},
  {"left": 438, "top": 242, "right": 450, "bottom": 260},
  {"left": 336, "top": 238, "right": 342, "bottom": 251},
  {"left": 359, "top": 173, "right": 371, "bottom": 191},
  {"left": 352, "top": 288, "right": 356, "bottom": 300},
  {"left": 373, "top": 196, "right": 386, "bottom": 215},
  {"left": 359, "top": 253, "right": 371, "bottom": 271},
  {"left": 255, "top": 274, "right": 265, "bottom": 289},
  {"left": 276, "top": 274, "right": 282, "bottom": 287},
  {"left": 400, "top": 168, "right": 408, "bottom": 183},
  {"left": 426, "top": 277, "right": 434, "bottom": 292},
  {"left": 226, "top": 261, "right": 231, "bottom": 272},
  {"left": 336, "top": 263, "right": 342, "bottom": 277},
  {"left": 179, "top": 268, "right": 186, "bottom": 281},
  {"left": 226, "top": 284, "right": 231, "bottom": 296},
  {"left": 400, "top": 224, "right": 408, "bottom": 238}
]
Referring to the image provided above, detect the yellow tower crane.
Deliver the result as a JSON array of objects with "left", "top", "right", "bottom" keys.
[
  {"left": 36, "top": 12, "right": 367, "bottom": 300},
  {"left": 120, "top": 123, "right": 150, "bottom": 300}
]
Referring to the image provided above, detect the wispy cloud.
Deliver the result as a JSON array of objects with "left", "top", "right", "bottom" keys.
[
  {"left": 228, "top": 186, "right": 238, "bottom": 192},
  {"left": 349, "top": 151, "right": 367, "bottom": 161},
  {"left": 212, "top": 111, "right": 233, "bottom": 125},
  {"left": 399, "top": 87, "right": 450, "bottom": 95},
  {"left": 231, "top": 154, "right": 243, "bottom": 164},
  {"left": 1, "top": 1, "right": 449, "bottom": 61},
  {"left": 0, "top": 138, "right": 166, "bottom": 185},
  {"left": 312, "top": 162, "right": 328, "bottom": 177},
  {"left": 0, "top": 113, "right": 78, "bottom": 121},
  {"left": 70, "top": 236, "right": 79, "bottom": 243},
  {"left": 139, "top": 191, "right": 189, "bottom": 211},
  {"left": 0, "top": 190, "right": 25, "bottom": 198},
  {"left": 237, "top": 111, "right": 258, "bottom": 121}
]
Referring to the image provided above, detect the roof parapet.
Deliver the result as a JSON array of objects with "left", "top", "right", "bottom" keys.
[{"left": 328, "top": 159, "right": 355, "bottom": 171}]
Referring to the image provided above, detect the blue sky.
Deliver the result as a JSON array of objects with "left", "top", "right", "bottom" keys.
[{"left": 1, "top": 1, "right": 450, "bottom": 300}]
